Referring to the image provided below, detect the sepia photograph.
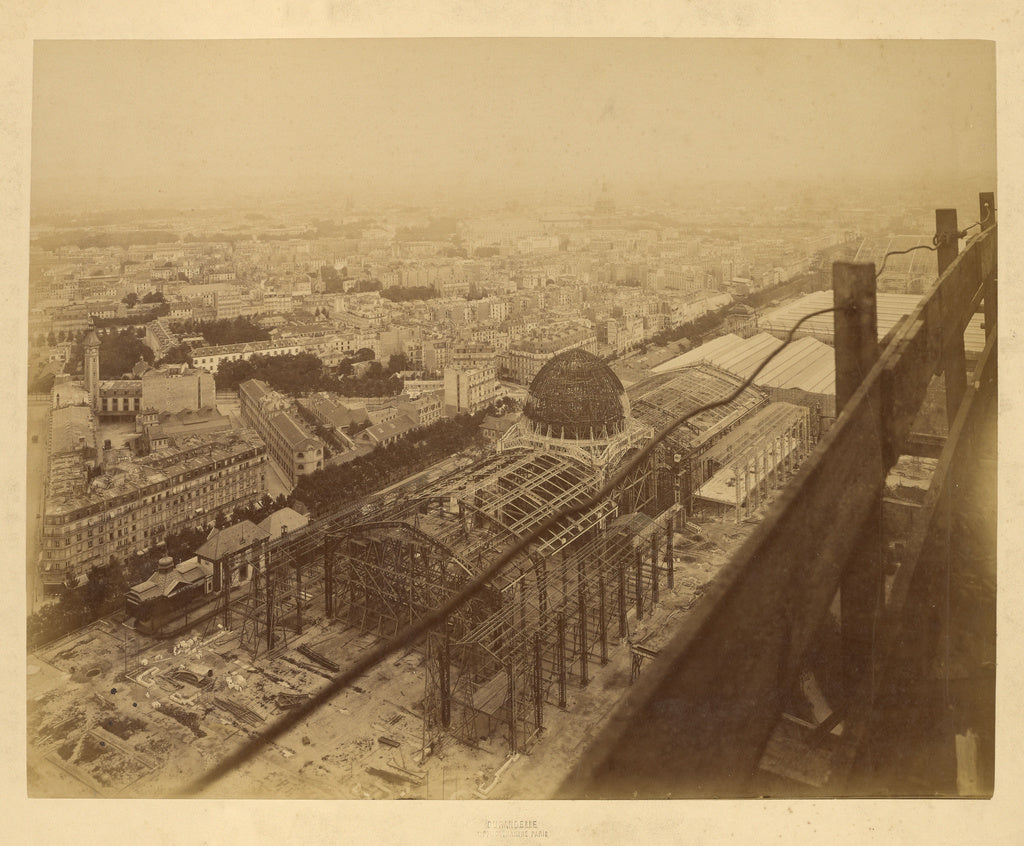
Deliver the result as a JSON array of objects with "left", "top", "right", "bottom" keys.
[{"left": 17, "top": 28, "right": 1005, "bottom": 824}]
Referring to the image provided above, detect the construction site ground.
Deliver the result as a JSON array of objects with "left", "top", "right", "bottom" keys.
[{"left": 27, "top": 512, "right": 766, "bottom": 800}]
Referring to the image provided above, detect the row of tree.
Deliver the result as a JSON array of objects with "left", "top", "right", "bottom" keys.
[
  {"left": 213, "top": 351, "right": 410, "bottom": 397},
  {"left": 121, "top": 290, "right": 167, "bottom": 308},
  {"left": 61, "top": 326, "right": 155, "bottom": 378},
  {"left": 156, "top": 343, "right": 193, "bottom": 366},
  {"left": 330, "top": 368, "right": 404, "bottom": 398},
  {"left": 34, "top": 301, "right": 169, "bottom": 351},
  {"left": 39, "top": 329, "right": 85, "bottom": 346},
  {"left": 25, "top": 409, "right": 487, "bottom": 646},
  {"left": 119, "top": 494, "right": 291, "bottom": 588},
  {"left": 169, "top": 316, "right": 271, "bottom": 346},
  {"left": 350, "top": 278, "right": 383, "bottom": 293},
  {"left": 294, "top": 411, "right": 486, "bottom": 513},
  {"left": 644, "top": 271, "right": 824, "bottom": 352},
  {"left": 322, "top": 270, "right": 500, "bottom": 301},
  {"left": 319, "top": 265, "right": 348, "bottom": 293},
  {"left": 93, "top": 302, "right": 170, "bottom": 328},
  {"left": 319, "top": 273, "right": 385, "bottom": 295},
  {"left": 26, "top": 560, "right": 129, "bottom": 648},
  {"left": 379, "top": 285, "right": 438, "bottom": 303},
  {"left": 215, "top": 351, "right": 330, "bottom": 393},
  {"left": 648, "top": 303, "right": 732, "bottom": 349},
  {"left": 327, "top": 352, "right": 412, "bottom": 395},
  {"left": 739, "top": 271, "right": 825, "bottom": 310}
]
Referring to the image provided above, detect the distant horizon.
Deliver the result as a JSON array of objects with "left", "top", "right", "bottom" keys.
[
  {"left": 28, "top": 171, "right": 996, "bottom": 223},
  {"left": 31, "top": 39, "right": 995, "bottom": 215}
]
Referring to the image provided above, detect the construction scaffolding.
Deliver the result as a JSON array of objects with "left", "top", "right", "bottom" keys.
[
  {"left": 523, "top": 348, "right": 631, "bottom": 439},
  {"left": 423, "top": 505, "right": 684, "bottom": 754},
  {"left": 225, "top": 442, "right": 683, "bottom": 756},
  {"left": 219, "top": 358, "right": 791, "bottom": 759},
  {"left": 628, "top": 364, "right": 768, "bottom": 457},
  {"left": 236, "top": 539, "right": 327, "bottom": 658},
  {"left": 326, "top": 520, "right": 502, "bottom": 641},
  {"left": 499, "top": 348, "right": 657, "bottom": 482},
  {"left": 222, "top": 475, "right": 440, "bottom": 653},
  {"left": 324, "top": 448, "right": 640, "bottom": 754}
]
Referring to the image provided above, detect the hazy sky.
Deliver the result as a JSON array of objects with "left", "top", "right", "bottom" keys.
[{"left": 31, "top": 39, "right": 996, "bottom": 210}]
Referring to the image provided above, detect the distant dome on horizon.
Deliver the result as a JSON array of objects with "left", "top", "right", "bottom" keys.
[{"left": 523, "top": 348, "right": 628, "bottom": 439}]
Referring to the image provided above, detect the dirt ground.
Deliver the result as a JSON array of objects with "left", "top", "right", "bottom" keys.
[{"left": 27, "top": 510, "right": 762, "bottom": 800}]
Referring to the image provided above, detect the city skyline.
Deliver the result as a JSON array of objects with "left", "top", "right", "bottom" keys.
[{"left": 31, "top": 38, "right": 995, "bottom": 211}]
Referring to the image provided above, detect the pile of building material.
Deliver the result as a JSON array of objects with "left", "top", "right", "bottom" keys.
[
  {"left": 212, "top": 696, "right": 265, "bottom": 728},
  {"left": 298, "top": 644, "right": 340, "bottom": 672}
]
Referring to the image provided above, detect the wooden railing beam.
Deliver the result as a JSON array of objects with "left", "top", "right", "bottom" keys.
[
  {"left": 881, "top": 225, "right": 995, "bottom": 455},
  {"left": 558, "top": 223, "right": 996, "bottom": 800}
]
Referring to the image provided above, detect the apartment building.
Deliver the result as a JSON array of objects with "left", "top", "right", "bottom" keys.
[
  {"left": 95, "top": 365, "right": 216, "bottom": 419},
  {"left": 176, "top": 282, "right": 242, "bottom": 319},
  {"left": 144, "top": 317, "right": 182, "bottom": 359},
  {"left": 499, "top": 330, "right": 598, "bottom": 385},
  {"left": 191, "top": 338, "right": 306, "bottom": 372},
  {"left": 450, "top": 340, "right": 498, "bottom": 370},
  {"left": 444, "top": 366, "right": 498, "bottom": 414},
  {"left": 39, "top": 427, "right": 267, "bottom": 589},
  {"left": 239, "top": 379, "right": 325, "bottom": 487},
  {"left": 395, "top": 388, "right": 444, "bottom": 426}
]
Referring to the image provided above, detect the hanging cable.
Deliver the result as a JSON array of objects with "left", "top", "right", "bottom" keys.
[
  {"left": 179, "top": 304, "right": 843, "bottom": 796},
  {"left": 877, "top": 204, "right": 994, "bottom": 280},
  {"left": 957, "top": 203, "right": 994, "bottom": 240},
  {"left": 875, "top": 244, "right": 937, "bottom": 280}
]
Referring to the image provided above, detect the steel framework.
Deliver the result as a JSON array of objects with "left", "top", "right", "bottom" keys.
[
  {"left": 221, "top": 364, "right": 793, "bottom": 762},
  {"left": 424, "top": 505, "right": 684, "bottom": 753},
  {"left": 227, "top": 443, "right": 684, "bottom": 756},
  {"left": 224, "top": 367, "right": 789, "bottom": 762}
]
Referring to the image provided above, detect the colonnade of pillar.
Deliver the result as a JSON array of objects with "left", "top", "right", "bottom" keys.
[{"left": 731, "top": 416, "right": 811, "bottom": 522}]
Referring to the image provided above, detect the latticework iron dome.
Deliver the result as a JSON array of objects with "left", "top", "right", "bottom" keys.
[{"left": 523, "top": 349, "right": 628, "bottom": 439}]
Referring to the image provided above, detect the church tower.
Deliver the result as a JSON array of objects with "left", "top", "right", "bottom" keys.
[{"left": 84, "top": 328, "right": 100, "bottom": 410}]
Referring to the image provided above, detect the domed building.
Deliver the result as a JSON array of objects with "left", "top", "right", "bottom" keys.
[
  {"left": 523, "top": 348, "right": 629, "bottom": 438},
  {"left": 500, "top": 348, "right": 651, "bottom": 469}
]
